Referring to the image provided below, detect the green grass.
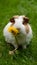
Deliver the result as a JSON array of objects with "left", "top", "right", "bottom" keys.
[{"left": 0, "top": 0, "right": 37, "bottom": 65}]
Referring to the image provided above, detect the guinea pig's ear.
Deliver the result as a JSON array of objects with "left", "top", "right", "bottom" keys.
[
  {"left": 23, "top": 17, "right": 29, "bottom": 23},
  {"left": 13, "top": 15, "right": 19, "bottom": 18},
  {"left": 10, "top": 17, "right": 15, "bottom": 23}
]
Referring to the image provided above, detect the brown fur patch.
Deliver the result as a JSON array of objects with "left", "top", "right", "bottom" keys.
[
  {"left": 10, "top": 17, "right": 15, "bottom": 24},
  {"left": 23, "top": 16, "right": 29, "bottom": 24},
  {"left": 25, "top": 24, "right": 29, "bottom": 33}
]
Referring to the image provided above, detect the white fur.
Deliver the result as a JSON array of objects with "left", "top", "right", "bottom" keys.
[{"left": 3, "top": 16, "right": 33, "bottom": 49}]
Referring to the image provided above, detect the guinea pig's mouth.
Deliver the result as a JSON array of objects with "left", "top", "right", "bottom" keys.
[
  {"left": 11, "top": 27, "right": 25, "bottom": 36},
  {"left": 12, "top": 28, "right": 20, "bottom": 35},
  {"left": 8, "top": 26, "right": 20, "bottom": 35}
]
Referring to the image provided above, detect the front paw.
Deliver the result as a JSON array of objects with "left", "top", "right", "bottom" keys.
[{"left": 9, "top": 51, "right": 14, "bottom": 55}]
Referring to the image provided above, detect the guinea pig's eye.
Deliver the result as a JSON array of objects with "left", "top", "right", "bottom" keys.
[
  {"left": 23, "top": 17, "right": 29, "bottom": 24},
  {"left": 23, "top": 18, "right": 25, "bottom": 24},
  {"left": 10, "top": 17, "right": 15, "bottom": 24}
]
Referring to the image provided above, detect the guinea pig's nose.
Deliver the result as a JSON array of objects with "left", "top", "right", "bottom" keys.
[
  {"left": 16, "top": 28, "right": 20, "bottom": 34},
  {"left": 17, "top": 28, "right": 20, "bottom": 31}
]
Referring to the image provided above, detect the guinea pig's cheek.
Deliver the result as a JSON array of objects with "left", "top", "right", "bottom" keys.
[
  {"left": 20, "top": 28, "right": 25, "bottom": 34},
  {"left": 21, "top": 26, "right": 26, "bottom": 34}
]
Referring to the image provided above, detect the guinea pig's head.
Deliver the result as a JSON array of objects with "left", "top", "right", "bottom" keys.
[{"left": 10, "top": 15, "right": 29, "bottom": 34}]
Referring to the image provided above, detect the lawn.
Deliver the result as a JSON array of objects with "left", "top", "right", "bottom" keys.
[{"left": 0, "top": 0, "right": 37, "bottom": 65}]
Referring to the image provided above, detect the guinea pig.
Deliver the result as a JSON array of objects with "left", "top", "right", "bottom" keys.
[{"left": 3, "top": 15, "right": 33, "bottom": 54}]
